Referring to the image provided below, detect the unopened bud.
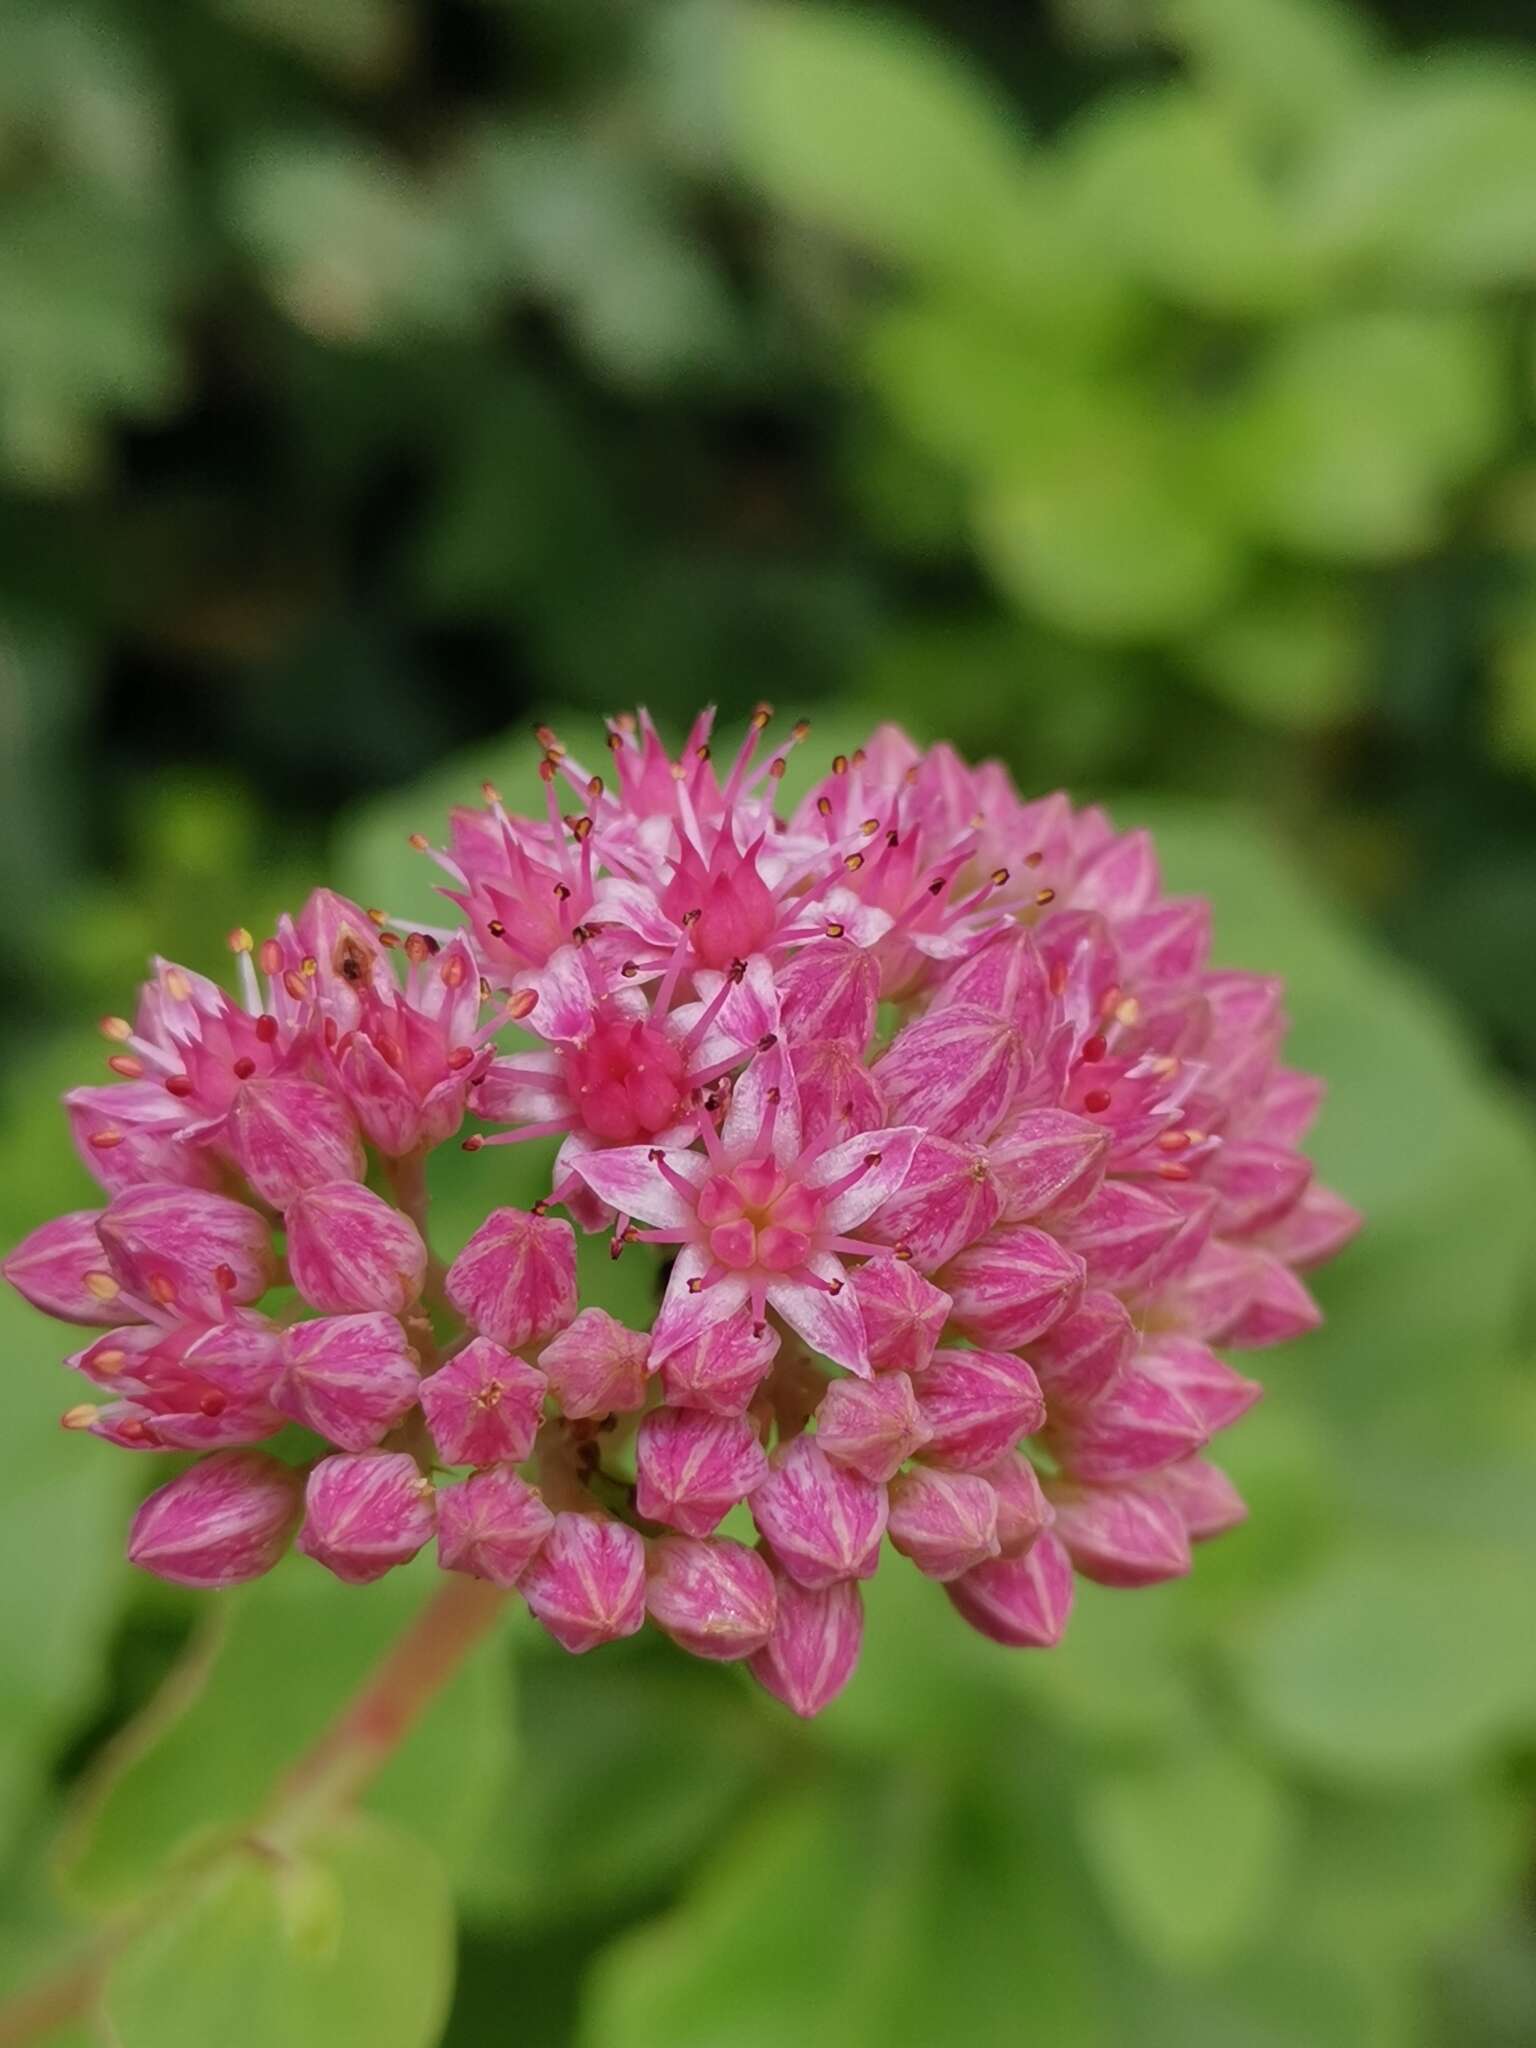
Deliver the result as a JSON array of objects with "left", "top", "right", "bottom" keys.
[
  {"left": 420, "top": 1337, "right": 547, "bottom": 1465},
  {"left": 445, "top": 1207, "right": 577, "bottom": 1351},
  {"left": 274, "top": 1313, "right": 422, "bottom": 1452},
  {"left": 646, "top": 1535, "right": 777, "bottom": 1661},
  {"left": 297, "top": 1451, "right": 435, "bottom": 1584},
  {"left": 436, "top": 1468, "right": 553, "bottom": 1586},
  {"left": 520, "top": 1512, "right": 646, "bottom": 1654},
  {"left": 635, "top": 1407, "right": 767, "bottom": 1538},
  {"left": 285, "top": 1183, "right": 428, "bottom": 1315},
  {"left": 749, "top": 1435, "right": 887, "bottom": 1590},
  {"left": 127, "top": 1450, "right": 302, "bottom": 1588}
]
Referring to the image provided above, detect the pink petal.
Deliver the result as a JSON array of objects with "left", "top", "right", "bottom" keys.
[{"left": 570, "top": 1144, "right": 706, "bottom": 1228}]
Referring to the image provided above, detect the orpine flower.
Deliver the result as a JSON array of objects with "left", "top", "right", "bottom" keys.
[
  {"left": 3, "top": 706, "right": 1359, "bottom": 1719},
  {"left": 570, "top": 1047, "right": 920, "bottom": 1375}
]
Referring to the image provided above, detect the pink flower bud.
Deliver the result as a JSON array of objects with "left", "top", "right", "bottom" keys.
[
  {"left": 285, "top": 1182, "right": 428, "bottom": 1315},
  {"left": 127, "top": 1450, "right": 302, "bottom": 1588},
  {"left": 873, "top": 1003, "right": 1028, "bottom": 1144},
  {"left": 1144, "top": 1336, "right": 1262, "bottom": 1434},
  {"left": 3, "top": 1209, "right": 122, "bottom": 1325},
  {"left": 1027, "top": 1289, "right": 1135, "bottom": 1410},
  {"left": 1131, "top": 1183, "right": 1216, "bottom": 1296},
  {"left": 776, "top": 941, "right": 881, "bottom": 1050},
  {"left": 1046, "top": 1479, "right": 1191, "bottom": 1587},
  {"left": 750, "top": 1435, "right": 887, "bottom": 1589},
  {"left": 436, "top": 1467, "right": 553, "bottom": 1585},
  {"left": 274, "top": 1312, "right": 423, "bottom": 1452},
  {"left": 538, "top": 1307, "right": 648, "bottom": 1420},
  {"left": 658, "top": 1310, "right": 779, "bottom": 1416},
  {"left": 946, "top": 1529, "right": 1075, "bottom": 1647},
  {"left": 98, "top": 1185, "right": 277, "bottom": 1319},
  {"left": 645, "top": 1535, "right": 778, "bottom": 1660},
  {"left": 1257, "top": 1183, "right": 1362, "bottom": 1270},
  {"left": 292, "top": 888, "right": 392, "bottom": 1025},
  {"left": 939, "top": 1225, "right": 1085, "bottom": 1350},
  {"left": 297, "top": 1450, "right": 435, "bottom": 1584},
  {"left": 1142, "top": 1456, "right": 1247, "bottom": 1542},
  {"left": 445, "top": 1206, "right": 576, "bottom": 1350},
  {"left": 226, "top": 1078, "right": 364, "bottom": 1210},
  {"left": 635, "top": 1407, "right": 768, "bottom": 1538},
  {"left": 419, "top": 1337, "right": 547, "bottom": 1465},
  {"left": 932, "top": 927, "right": 1051, "bottom": 1037},
  {"left": 67, "top": 1314, "right": 286, "bottom": 1451},
  {"left": 887, "top": 1465, "right": 1001, "bottom": 1579},
  {"left": 986, "top": 1451, "right": 1051, "bottom": 1556},
  {"left": 862, "top": 1135, "right": 1002, "bottom": 1269},
  {"left": 814, "top": 1371, "right": 930, "bottom": 1483},
  {"left": 1057, "top": 1182, "right": 1190, "bottom": 1292},
  {"left": 1073, "top": 828, "right": 1160, "bottom": 918},
  {"left": 1166, "top": 1238, "right": 1264, "bottom": 1342},
  {"left": 1220, "top": 1252, "right": 1322, "bottom": 1350},
  {"left": 1205, "top": 1140, "right": 1312, "bottom": 1239},
  {"left": 794, "top": 1039, "right": 887, "bottom": 1152},
  {"left": 1115, "top": 897, "right": 1210, "bottom": 984},
  {"left": 748, "top": 1563, "right": 863, "bottom": 1717},
  {"left": 850, "top": 1257, "right": 951, "bottom": 1376},
  {"left": 520, "top": 1511, "right": 647, "bottom": 1653},
  {"left": 988, "top": 1109, "right": 1108, "bottom": 1223},
  {"left": 1047, "top": 1365, "right": 1207, "bottom": 1484},
  {"left": 67, "top": 1084, "right": 221, "bottom": 1196},
  {"left": 913, "top": 1347, "right": 1045, "bottom": 1473}
]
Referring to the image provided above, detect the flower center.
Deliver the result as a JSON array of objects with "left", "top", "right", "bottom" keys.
[
  {"left": 661, "top": 844, "right": 778, "bottom": 970},
  {"left": 563, "top": 1016, "right": 688, "bottom": 1144},
  {"left": 696, "top": 1155, "right": 820, "bottom": 1273}
]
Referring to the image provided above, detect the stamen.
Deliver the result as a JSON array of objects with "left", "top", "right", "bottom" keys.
[{"left": 647, "top": 1149, "right": 702, "bottom": 1202}]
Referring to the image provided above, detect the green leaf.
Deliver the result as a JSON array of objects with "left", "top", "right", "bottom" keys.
[
  {"left": 581, "top": 1765, "right": 1112, "bottom": 2048},
  {"left": 977, "top": 451, "right": 1243, "bottom": 642},
  {"left": 101, "top": 1813, "right": 454, "bottom": 2048},
  {"left": 1004, "top": 1579, "right": 1200, "bottom": 1747},
  {"left": 1229, "top": 1538, "right": 1536, "bottom": 1786},
  {"left": 1065, "top": 87, "right": 1313, "bottom": 315},
  {"left": 1489, "top": 593, "right": 1536, "bottom": 780},
  {"left": 59, "top": 1557, "right": 514, "bottom": 1910},
  {"left": 453, "top": 126, "right": 740, "bottom": 387},
  {"left": 1160, "top": 0, "right": 1378, "bottom": 148},
  {"left": 461, "top": 1648, "right": 776, "bottom": 1930},
  {"left": 214, "top": 0, "right": 404, "bottom": 84},
  {"left": 1299, "top": 57, "right": 1536, "bottom": 289},
  {"left": 1212, "top": 310, "right": 1505, "bottom": 560},
  {"left": 223, "top": 139, "right": 483, "bottom": 346},
  {"left": 1181, "top": 574, "right": 1366, "bottom": 730},
  {"left": 1286, "top": 1778, "right": 1525, "bottom": 1964},
  {"left": 1078, "top": 1744, "right": 1295, "bottom": 1970},
  {"left": 1113, "top": 1937, "right": 1406, "bottom": 2048},
  {"left": 730, "top": 3, "right": 1029, "bottom": 281},
  {"left": 0, "top": 1294, "right": 137, "bottom": 1857}
]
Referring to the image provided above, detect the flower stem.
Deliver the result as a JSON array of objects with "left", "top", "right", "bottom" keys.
[
  {"left": 260, "top": 1571, "right": 507, "bottom": 1845},
  {"left": 0, "top": 1574, "right": 509, "bottom": 2045}
]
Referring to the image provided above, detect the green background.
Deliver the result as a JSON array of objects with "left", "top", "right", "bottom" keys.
[{"left": 2, "top": 1, "right": 1536, "bottom": 2041}]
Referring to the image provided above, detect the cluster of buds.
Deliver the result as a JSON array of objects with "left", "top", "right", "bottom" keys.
[{"left": 3, "top": 710, "right": 1358, "bottom": 1716}]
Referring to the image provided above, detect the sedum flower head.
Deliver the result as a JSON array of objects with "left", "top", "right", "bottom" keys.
[{"left": 3, "top": 709, "right": 1360, "bottom": 1715}]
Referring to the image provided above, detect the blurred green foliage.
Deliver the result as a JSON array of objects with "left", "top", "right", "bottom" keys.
[{"left": 1, "top": 0, "right": 1535, "bottom": 2042}]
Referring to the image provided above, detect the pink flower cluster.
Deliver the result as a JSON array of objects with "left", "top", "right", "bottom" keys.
[{"left": 3, "top": 711, "right": 1358, "bottom": 1715}]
